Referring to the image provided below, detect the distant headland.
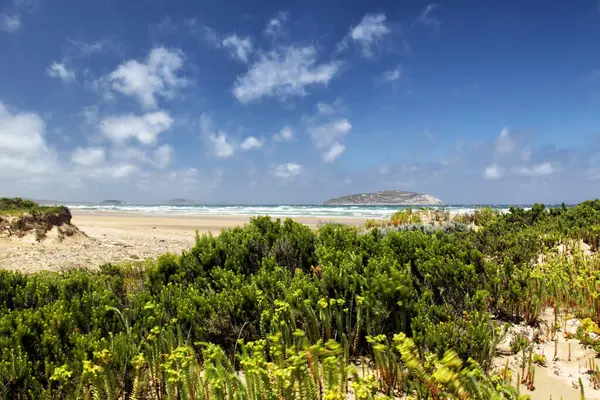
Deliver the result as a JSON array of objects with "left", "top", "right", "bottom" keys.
[{"left": 323, "top": 190, "right": 443, "bottom": 206}]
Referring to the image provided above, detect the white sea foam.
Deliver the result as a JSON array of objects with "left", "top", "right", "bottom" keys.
[{"left": 64, "top": 204, "right": 516, "bottom": 218}]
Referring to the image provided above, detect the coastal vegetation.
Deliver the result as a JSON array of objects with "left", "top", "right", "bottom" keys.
[
  {"left": 0, "top": 197, "right": 68, "bottom": 215},
  {"left": 0, "top": 198, "right": 77, "bottom": 242},
  {"left": 1, "top": 199, "right": 600, "bottom": 398}
]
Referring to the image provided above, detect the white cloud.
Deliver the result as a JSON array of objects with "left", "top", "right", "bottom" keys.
[
  {"left": 81, "top": 163, "right": 138, "bottom": 180},
  {"left": 71, "top": 147, "right": 105, "bottom": 167},
  {"left": 240, "top": 136, "right": 263, "bottom": 150},
  {"left": 494, "top": 127, "right": 515, "bottom": 156},
  {"left": 0, "top": 104, "right": 45, "bottom": 154},
  {"left": 169, "top": 167, "right": 199, "bottom": 185},
  {"left": 272, "top": 126, "right": 294, "bottom": 142},
  {"left": 315, "top": 99, "right": 345, "bottom": 117},
  {"left": 322, "top": 142, "right": 345, "bottom": 163},
  {"left": 202, "top": 26, "right": 221, "bottom": 46},
  {"left": 199, "top": 114, "right": 235, "bottom": 158},
  {"left": 517, "top": 162, "right": 554, "bottom": 177},
  {"left": 271, "top": 163, "right": 302, "bottom": 179},
  {"left": 264, "top": 11, "right": 288, "bottom": 38},
  {"left": 222, "top": 34, "right": 253, "bottom": 63},
  {"left": 308, "top": 119, "right": 351, "bottom": 163},
  {"left": 316, "top": 103, "right": 334, "bottom": 116},
  {"left": 207, "top": 132, "right": 235, "bottom": 158},
  {"left": 309, "top": 118, "right": 352, "bottom": 149},
  {"left": 110, "top": 144, "right": 173, "bottom": 169},
  {"left": 106, "top": 47, "right": 187, "bottom": 109},
  {"left": 152, "top": 144, "right": 173, "bottom": 168},
  {"left": 99, "top": 111, "right": 173, "bottom": 145},
  {"left": 340, "top": 13, "right": 390, "bottom": 58},
  {"left": 46, "top": 62, "right": 76, "bottom": 83},
  {"left": 0, "top": 102, "right": 58, "bottom": 178},
  {"left": 382, "top": 65, "right": 403, "bottom": 82},
  {"left": 415, "top": 4, "right": 441, "bottom": 28},
  {"left": 67, "top": 38, "right": 120, "bottom": 57},
  {"left": 0, "top": 14, "right": 21, "bottom": 32},
  {"left": 233, "top": 46, "right": 341, "bottom": 103},
  {"left": 110, "top": 147, "right": 146, "bottom": 163},
  {"left": 108, "top": 164, "right": 138, "bottom": 179},
  {"left": 484, "top": 164, "right": 504, "bottom": 180}
]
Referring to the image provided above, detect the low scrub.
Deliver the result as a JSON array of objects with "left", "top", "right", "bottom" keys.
[{"left": 1, "top": 200, "right": 600, "bottom": 398}]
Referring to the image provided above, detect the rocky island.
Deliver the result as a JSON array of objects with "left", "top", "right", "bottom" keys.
[{"left": 323, "top": 190, "right": 443, "bottom": 205}]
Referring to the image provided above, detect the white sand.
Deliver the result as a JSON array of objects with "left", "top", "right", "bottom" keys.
[{"left": 0, "top": 210, "right": 366, "bottom": 273}]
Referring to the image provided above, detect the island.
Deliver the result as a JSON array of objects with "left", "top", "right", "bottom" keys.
[
  {"left": 100, "top": 200, "right": 127, "bottom": 206},
  {"left": 168, "top": 198, "right": 198, "bottom": 205},
  {"left": 323, "top": 190, "right": 443, "bottom": 205}
]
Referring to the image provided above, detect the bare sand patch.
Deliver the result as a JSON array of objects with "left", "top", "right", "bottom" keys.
[{"left": 0, "top": 211, "right": 365, "bottom": 273}]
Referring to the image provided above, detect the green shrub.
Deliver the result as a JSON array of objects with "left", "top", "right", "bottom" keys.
[{"left": 1, "top": 200, "right": 600, "bottom": 398}]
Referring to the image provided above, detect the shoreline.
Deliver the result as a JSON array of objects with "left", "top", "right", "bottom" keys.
[
  {"left": 0, "top": 211, "right": 367, "bottom": 273},
  {"left": 70, "top": 209, "right": 370, "bottom": 222}
]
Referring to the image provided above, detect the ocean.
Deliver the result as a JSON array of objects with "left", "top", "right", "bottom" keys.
[{"left": 63, "top": 204, "right": 539, "bottom": 219}]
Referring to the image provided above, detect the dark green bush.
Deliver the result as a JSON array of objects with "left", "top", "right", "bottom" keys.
[{"left": 1, "top": 200, "right": 600, "bottom": 398}]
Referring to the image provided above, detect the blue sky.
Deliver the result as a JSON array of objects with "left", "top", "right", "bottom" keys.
[{"left": 1, "top": 0, "right": 600, "bottom": 204}]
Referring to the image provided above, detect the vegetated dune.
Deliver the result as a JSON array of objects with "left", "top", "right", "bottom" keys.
[
  {"left": 0, "top": 206, "right": 88, "bottom": 244},
  {"left": 4, "top": 199, "right": 600, "bottom": 399}
]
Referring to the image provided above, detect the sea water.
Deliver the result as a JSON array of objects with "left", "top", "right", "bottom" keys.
[{"left": 62, "top": 204, "right": 543, "bottom": 219}]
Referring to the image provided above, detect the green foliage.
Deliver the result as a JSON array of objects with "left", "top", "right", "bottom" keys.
[
  {"left": 3, "top": 200, "right": 600, "bottom": 398},
  {"left": 0, "top": 197, "right": 68, "bottom": 215},
  {"left": 390, "top": 208, "right": 422, "bottom": 226},
  {"left": 509, "top": 333, "right": 530, "bottom": 354}
]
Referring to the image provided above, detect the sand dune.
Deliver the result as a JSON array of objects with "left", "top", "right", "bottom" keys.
[{"left": 0, "top": 211, "right": 366, "bottom": 273}]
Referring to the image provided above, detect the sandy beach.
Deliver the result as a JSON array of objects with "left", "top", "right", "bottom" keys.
[{"left": 0, "top": 211, "right": 366, "bottom": 273}]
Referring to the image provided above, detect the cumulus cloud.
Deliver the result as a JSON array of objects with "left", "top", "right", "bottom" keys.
[
  {"left": 240, "top": 136, "right": 263, "bottom": 150},
  {"left": 339, "top": 13, "right": 390, "bottom": 58},
  {"left": 99, "top": 111, "right": 174, "bottom": 145},
  {"left": 222, "top": 34, "right": 253, "bottom": 63},
  {"left": 484, "top": 164, "right": 503, "bottom": 180},
  {"left": 308, "top": 118, "right": 352, "bottom": 163},
  {"left": 0, "top": 14, "right": 21, "bottom": 32},
  {"left": 0, "top": 102, "right": 58, "bottom": 178},
  {"left": 272, "top": 126, "right": 294, "bottom": 142},
  {"left": 233, "top": 46, "right": 341, "bottom": 103},
  {"left": 309, "top": 119, "right": 351, "bottom": 149},
  {"left": 207, "top": 132, "right": 234, "bottom": 158},
  {"left": 516, "top": 162, "right": 554, "bottom": 177},
  {"left": 105, "top": 47, "right": 187, "bottom": 109},
  {"left": 271, "top": 163, "right": 302, "bottom": 179},
  {"left": 46, "top": 62, "right": 76, "bottom": 83},
  {"left": 71, "top": 147, "right": 105, "bottom": 167}
]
